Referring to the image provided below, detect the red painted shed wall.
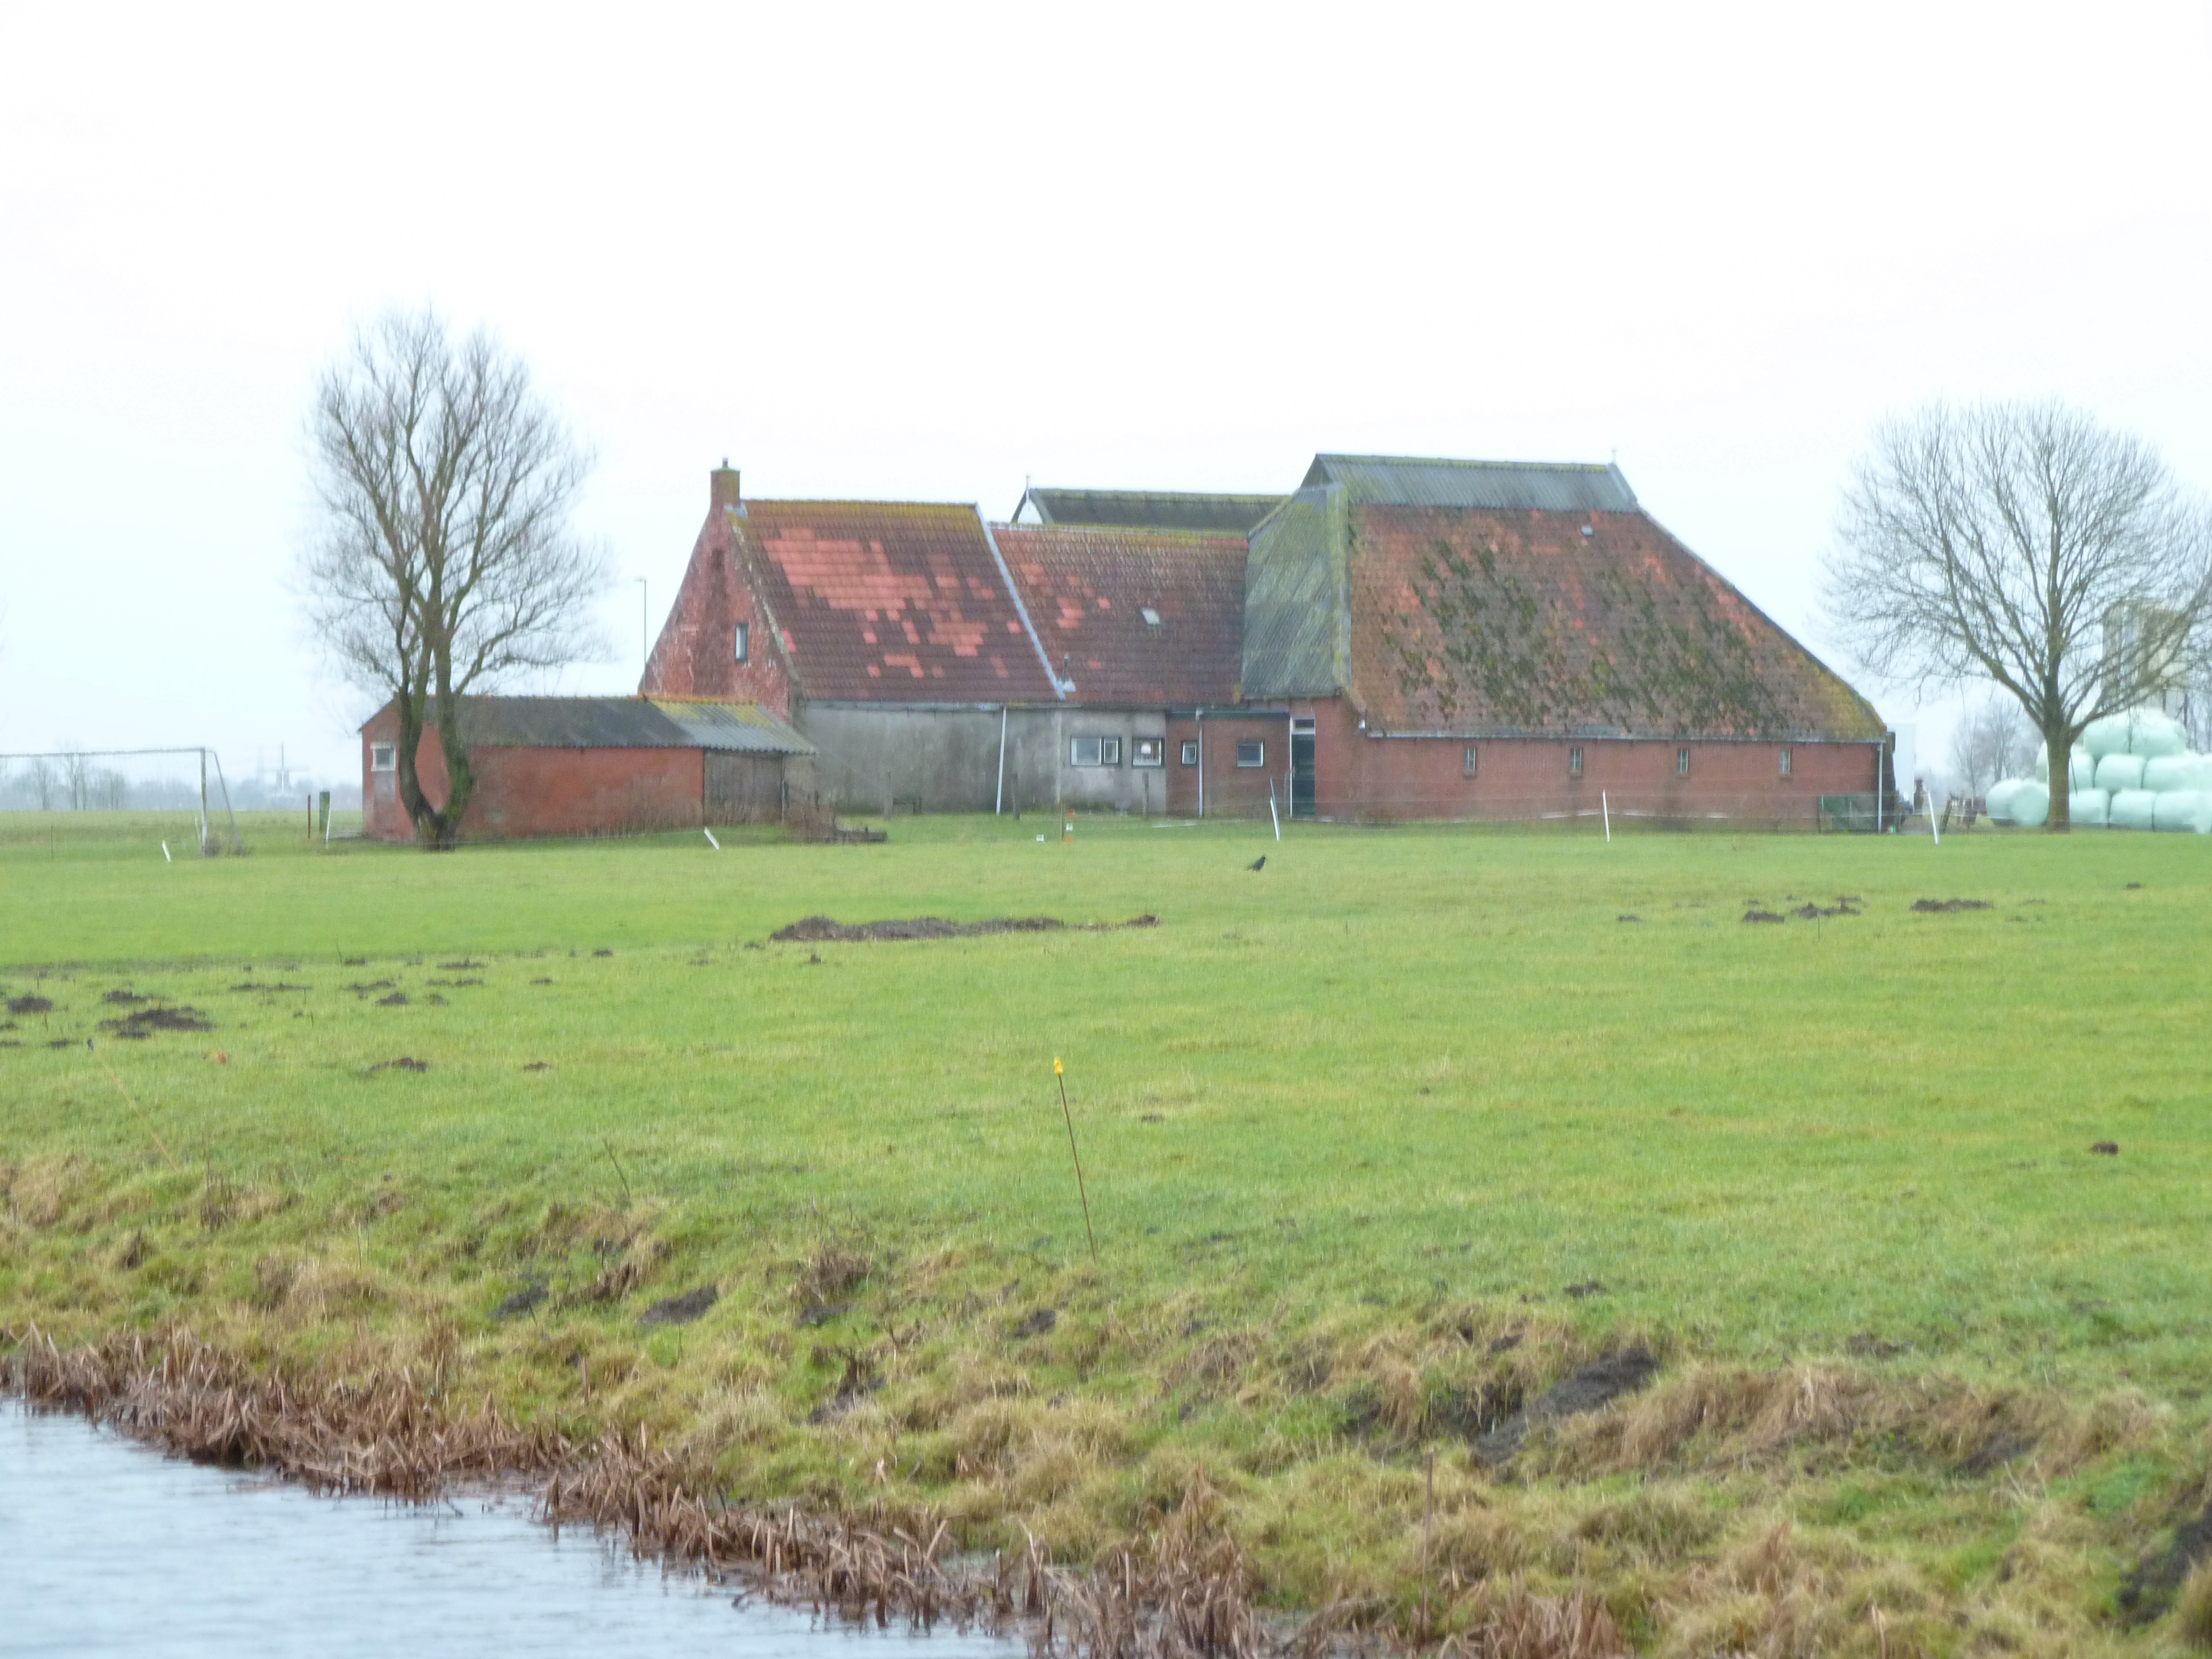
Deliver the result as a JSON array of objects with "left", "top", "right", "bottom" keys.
[{"left": 360, "top": 707, "right": 704, "bottom": 842}]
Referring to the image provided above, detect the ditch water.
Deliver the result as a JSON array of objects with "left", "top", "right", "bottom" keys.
[{"left": 1, "top": 1407, "right": 1016, "bottom": 1658}]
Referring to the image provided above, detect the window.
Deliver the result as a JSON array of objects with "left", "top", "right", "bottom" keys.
[
  {"left": 1568, "top": 746, "right": 1583, "bottom": 777},
  {"left": 734, "top": 622, "right": 749, "bottom": 663},
  {"left": 1133, "top": 737, "right": 1164, "bottom": 768},
  {"left": 1778, "top": 747, "right": 1793, "bottom": 778},
  {"left": 1140, "top": 606, "right": 1162, "bottom": 626},
  {"left": 1463, "top": 745, "right": 1479, "bottom": 778},
  {"left": 1235, "top": 740, "right": 1265, "bottom": 769},
  {"left": 1069, "top": 736, "right": 1122, "bottom": 767},
  {"left": 1180, "top": 740, "right": 1199, "bottom": 766},
  {"left": 1677, "top": 748, "right": 1692, "bottom": 776},
  {"left": 371, "top": 744, "right": 397, "bottom": 773}
]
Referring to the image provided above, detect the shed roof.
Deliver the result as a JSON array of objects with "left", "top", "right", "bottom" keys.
[
  {"left": 1301, "top": 454, "right": 1638, "bottom": 513},
  {"left": 1347, "top": 506, "right": 1882, "bottom": 741},
  {"left": 994, "top": 525, "right": 1248, "bottom": 705},
  {"left": 377, "top": 696, "right": 813, "bottom": 754},
  {"left": 1014, "top": 487, "right": 1285, "bottom": 535},
  {"left": 732, "top": 501, "right": 1058, "bottom": 703}
]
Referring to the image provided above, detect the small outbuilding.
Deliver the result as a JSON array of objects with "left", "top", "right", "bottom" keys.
[{"left": 360, "top": 695, "right": 816, "bottom": 842}]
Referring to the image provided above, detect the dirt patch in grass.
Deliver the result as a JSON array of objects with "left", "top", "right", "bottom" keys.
[
  {"left": 2120, "top": 1503, "right": 2212, "bottom": 1626},
  {"left": 232, "top": 982, "right": 311, "bottom": 993},
  {"left": 7, "top": 995, "right": 54, "bottom": 1016},
  {"left": 1477, "top": 1347, "right": 1660, "bottom": 1463},
  {"left": 640, "top": 1285, "right": 718, "bottom": 1327},
  {"left": 377, "top": 992, "right": 409, "bottom": 1007},
  {"left": 365, "top": 1057, "right": 429, "bottom": 1074},
  {"left": 101, "top": 990, "right": 148, "bottom": 1005},
  {"left": 1912, "top": 898, "right": 1993, "bottom": 913},
  {"left": 98, "top": 1005, "right": 214, "bottom": 1039},
  {"left": 770, "top": 915, "right": 1159, "bottom": 943},
  {"left": 1742, "top": 909, "right": 1785, "bottom": 924}
]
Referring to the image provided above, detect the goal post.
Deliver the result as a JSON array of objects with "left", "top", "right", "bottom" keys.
[{"left": 0, "top": 747, "right": 245, "bottom": 854}]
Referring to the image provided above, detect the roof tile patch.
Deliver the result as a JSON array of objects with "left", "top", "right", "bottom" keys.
[
  {"left": 994, "top": 524, "right": 1249, "bottom": 706},
  {"left": 733, "top": 502, "right": 1056, "bottom": 702},
  {"left": 1348, "top": 506, "right": 1882, "bottom": 740}
]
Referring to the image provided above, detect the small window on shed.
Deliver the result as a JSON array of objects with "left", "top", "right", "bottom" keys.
[
  {"left": 1235, "top": 740, "right": 1265, "bottom": 769},
  {"left": 1568, "top": 746, "right": 1583, "bottom": 777},
  {"left": 1463, "top": 745, "right": 1479, "bottom": 778},
  {"left": 1140, "top": 606, "right": 1162, "bottom": 626},
  {"left": 734, "top": 622, "right": 749, "bottom": 663},
  {"left": 1677, "top": 748, "right": 1692, "bottom": 776},
  {"left": 1778, "top": 747, "right": 1793, "bottom": 778},
  {"left": 1133, "top": 737, "right": 1164, "bottom": 767},
  {"left": 1070, "top": 736, "right": 1123, "bottom": 768},
  {"left": 1180, "top": 739, "right": 1199, "bottom": 766},
  {"left": 371, "top": 744, "right": 397, "bottom": 773}
]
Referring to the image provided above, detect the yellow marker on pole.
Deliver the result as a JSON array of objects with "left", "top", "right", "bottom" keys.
[{"left": 1053, "top": 1057, "right": 1098, "bottom": 1262}]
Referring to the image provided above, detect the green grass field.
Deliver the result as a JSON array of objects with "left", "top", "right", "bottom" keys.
[{"left": 6, "top": 810, "right": 2212, "bottom": 1655}]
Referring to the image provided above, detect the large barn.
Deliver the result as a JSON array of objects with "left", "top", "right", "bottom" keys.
[{"left": 638, "top": 457, "right": 1886, "bottom": 826}]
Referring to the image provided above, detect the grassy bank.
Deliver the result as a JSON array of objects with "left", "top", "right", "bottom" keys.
[{"left": 6, "top": 810, "right": 2212, "bottom": 1654}]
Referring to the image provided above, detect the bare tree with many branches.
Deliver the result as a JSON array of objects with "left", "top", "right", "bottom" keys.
[
  {"left": 1947, "top": 692, "right": 2036, "bottom": 798},
  {"left": 301, "top": 311, "right": 606, "bottom": 847},
  {"left": 1824, "top": 400, "right": 2212, "bottom": 831}
]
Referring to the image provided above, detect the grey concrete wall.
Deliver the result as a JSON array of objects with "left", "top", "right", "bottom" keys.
[{"left": 795, "top": 705, "right": 1171, "bottom": 816}]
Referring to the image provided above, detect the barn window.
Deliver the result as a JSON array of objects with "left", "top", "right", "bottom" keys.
[
  {"left": 1133, "top": 737, "right": 1164, "bottom": 768},
  {"left": 371, "top": 744, "right": 397, "bottom": 772},
  {"left": 1180, "top": 740, "right": 1199, "bottom": 766},
  {"left": 734, "top": 622, "right": 749, "bottom": 663},
  {"left": 1568, "top": 746, "right": 1583, "bottom": 777},
  {"left": 1069, "top": 736, "right": 1121, "bottom": 767},
  {"left": 1235, "top": 741, "right": 1265, "bottom": 768},
  {"left": 1463, "top": 745, "right": 1479, "bottom": 777},
  {"left": 1677, "top": 748, "right": 1692, "bottom": 775},
  {"left": 1778, "top": 747, "right": 1793, "bottom": 778}
]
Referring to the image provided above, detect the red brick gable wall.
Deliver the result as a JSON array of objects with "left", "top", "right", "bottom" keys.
[{"left": 641, "top": 508, "right": 796, "bottom": 715}]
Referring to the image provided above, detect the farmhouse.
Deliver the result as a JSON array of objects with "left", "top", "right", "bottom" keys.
[
  {"left": 639, "top": 457, "right": 1885, "bottom": 825},
  {"left": 359, "top": 695, "right": 813, "bottom": 842},
  {"left": 362, "top": 453, "right": 1885, "bottom": 838}
]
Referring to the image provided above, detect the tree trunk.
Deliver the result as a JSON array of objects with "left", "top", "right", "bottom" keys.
[
  {"left": 2043, "top": 718, "right": 2074, "bottom": 833},
  {"left": 430, "top": 696, "right": 475, "bottom": 849}
]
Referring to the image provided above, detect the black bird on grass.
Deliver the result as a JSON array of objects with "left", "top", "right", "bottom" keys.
[{"left": 1247, "top": 855, "right": 1266, "bottom": 872}]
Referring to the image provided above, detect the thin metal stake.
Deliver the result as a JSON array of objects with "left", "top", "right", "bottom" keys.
[
  {"left": 1053, "top": 1058, "right": 1098, "bottom": 1262},
  {"left": 1601, "top": 790, "right": 1611, "bottom": 842}
]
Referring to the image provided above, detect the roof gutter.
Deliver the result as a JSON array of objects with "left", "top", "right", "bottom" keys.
[{"left": 978, "top": 513, "right": 1067, "bottom": 700}]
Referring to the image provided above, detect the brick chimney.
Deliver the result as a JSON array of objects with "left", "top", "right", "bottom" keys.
[{"left": 710, "top": 458, "right": 742, "bottom": 512}]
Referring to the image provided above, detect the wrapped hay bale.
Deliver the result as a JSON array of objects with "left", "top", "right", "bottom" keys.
[
  {"left": 2096, "top": 753, "right": 2147, "bottom": 794},
  {"left": 2010, "top": 781, "right": 2050, "bottom": 828},
  {"left": 2109, "top": 789, "right": 2159, "bottom": 831},
  {"left": 2074, "top": 749, "right": 2097, "bottom": 790},
  {"left": 2154, "top": 791, "right": 2212, "bottom": 833},
  {"left": 2069, "top": 787, "right": 2111, "bottom": 827},
  {"left": 2083, "top": 714, "right": 2136, "bottom": 759},
  {"left": 2142, "top": 755, "right": 2198, "bottom": 792},
  {"left": 1985, "top": 779, "right": 2023, "bottom": 821},
  {"left": 2128, "top": 709, "right": 2188, "bottom": 758}
]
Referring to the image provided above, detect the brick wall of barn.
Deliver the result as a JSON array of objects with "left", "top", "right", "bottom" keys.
[
  {"left": 359, "top": 708, "right": 705, "bottom": 841},
  {"left": 1165, "top": 714, "right": 1291, "bottom": 817},
  {"left": 640, "top": 479, "right": 795, "bottom": 714},
  {"left": 1298, "top": 696, "right": 1881, "bottom": 826}
]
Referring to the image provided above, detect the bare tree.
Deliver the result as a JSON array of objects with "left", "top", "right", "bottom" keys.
[
  {"left": 1824, "top": 401, "right": 2212, "bottom": 830},
  {"left": 1948, "top": 693, "right": 2036, "bottom": 796},
  {"left": 301, "top": 311, "right": 606, "bottom": 848},
  {"left": 25, "top": 756, "right": 56, "bottom": 811}
]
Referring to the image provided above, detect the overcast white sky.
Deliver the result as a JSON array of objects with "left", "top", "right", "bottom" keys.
[{"left": 4, "top": 2, "right": 2209, "bottom": 789}]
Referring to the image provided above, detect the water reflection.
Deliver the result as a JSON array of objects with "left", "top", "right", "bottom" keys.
[{"left": 1, "top": 1407, "right": 1014, "bottom": 1658}]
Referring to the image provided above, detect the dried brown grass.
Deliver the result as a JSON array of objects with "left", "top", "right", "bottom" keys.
[{"left": 7, "top": 1325, "right": 1269, "bottom": 1659}]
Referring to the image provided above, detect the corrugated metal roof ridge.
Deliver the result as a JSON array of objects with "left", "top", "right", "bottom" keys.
[
  {"left": 1303, "top": 453, "right": 1639, "bottom": 513},
  {"left": 645, "top": 697, "right": 818, "bottom": 755},
  {"left": 1240, "top": 485, "right": 1350, "bottom": 698}
]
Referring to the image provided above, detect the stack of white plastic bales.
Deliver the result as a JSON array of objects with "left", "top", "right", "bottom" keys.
[{"left": 1986, "top": 707, "right": 2212, "bottom": 831}]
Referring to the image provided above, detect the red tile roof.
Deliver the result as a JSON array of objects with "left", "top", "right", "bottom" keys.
[
  {"left": 995, "top": 525, "right": 1248, "bottom": 706},
  {"left": 732, "top": 502, "right": 1057, "bottom": 702},
  {"left": 1348, "top": 506, "right": 1884, "bottom": 740}
]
